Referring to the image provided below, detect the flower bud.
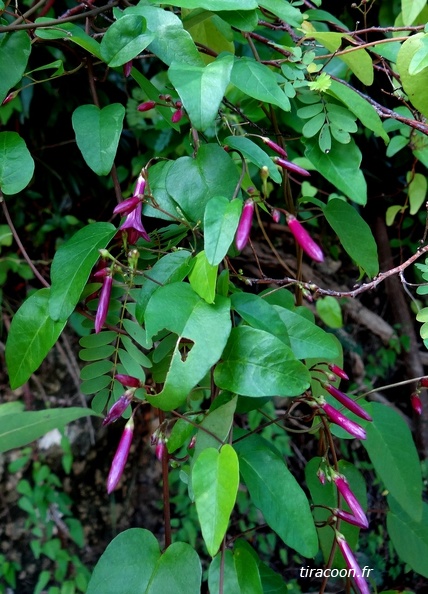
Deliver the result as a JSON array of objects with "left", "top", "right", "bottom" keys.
[
  {"left": 321, "top": 402, "right": 367, "bottom": 440},
  {"left": 261, "top": 137, "right": 288, "bottom": 159},
  {"left": 113, "top": 195, "right": 141, "bottom": 216},
  {"left": 235, "top": 199, "right": 255, "bottom": 251},
  {"left": 317, "top": 468, "right": 326, "bottom": 485},
  {"left": 137, "top": 100, "right": 157, "bottom": 112},
  {"left": 272, "top": 209, "right": 281, "bottom": 223},
  {"left": 335, "top": 531, "right": 370, "bottom": 594},
  {"left": 107, "top": 417, "right": 134, "bottom": 494},
  {"left": 102, "top": 394, "right": 132, "bottom": 426},
  {"left": 95, "top": 274, "right": 113, "bottom": 334},
  {"left": 171, "top": 108, "right": 184, "bottom": 123},
  {"left": 155, "top": 439, "right": 166, "bottom": 462},
  {"left": 1, "top": 91, "right": 18, "bottom": 106},
  {"left": 123, "top": 60, "right": 133, "bottom": 77},
  {"left": 419, "top": 377, "right": 428, "bottom": 388},
  {"left": 411, "top": 393, "right": 422, "bottom": 415},
  {"left": 115, "top": 374, "right": 141, "bottom": 388},
  {"left": 324, "top": 384, "right": 372, "bottom": 421},
  {"left": 333, "top": 475, "right": 368, "bottom": 529},
  {"left": 328, "top": 363, "right": 349, "bottom": 381},
  {"left": 334, "top": 508, "right": 368, "bottom": 529},
  {"left": 287, "top": 214, "right": 324, "bottom": 263},
  {"left": 274, "top": 157, "right": 311, "bottom": 177}
]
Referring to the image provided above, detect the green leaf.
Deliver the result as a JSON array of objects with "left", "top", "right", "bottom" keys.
[
  {"left": 234, "top": 543, "right": 263, "bottom": 594},
  {"left": 100, "top": 15, "right": 154, "bottom": 67},
  {"left": 274, "top": 306, "right": 340, "bottom": 359},
  {"left": 34, "top": 19, "right": 102, "bottom": 59},
  {"left": 169, "top": 54, "right": 234, "bottom": 131},
  {"left": 0, "top": 407, "right": 98, "bottom": 453},
  {"left": 401, "top": 0, "right": 426, "bottom": 25},
  {"left": 407, "top": 172, "right": 427, "bottom": 214},
  {"left": 305, "top": 457, "right": 367, "bottom": 567},
  {"left": 149, "top": 0, "right": 257, "bottom": 9},
  {"left": 204, "top": 196, "right": 242, "bottom": 265},
  {"left": 166, "top": 144, "right": 240, "bottom": 223},
  {"left": 72, "top": 104, "right": 125, "bottom": 175},
  {"left": 305, "top": 137, "right": 367, "bottom": 205},
  {"left": 397, "top": 33, "right": 428, "bottom": 119},
  {"left": 387, "top": 498, "right": 428, "bottom": 577},
  {"left": 144, "top": 283, "right": 231, "bottom": 410},
  {"left": 323, "top": 198, "right": 379, "bottom": 277},
  {"left": 308, "top": 32, "right": 373, "bottom": 85},
  {"left": 135, "top": 250, "right": 192, "bottom": 322},
  {"left": 0, "top": 30, "right": 31, "bottom": 104},
  {"left": 258, "top": 0, "right": 303, "bottom": 27},
  {"left": 231, "top": 293, "right": 290, "bottom": 345},
  {"left": 188, "top": 251, "right": 218, "bottom": 303},
  {"left": 145, "top": 542, "right": 202, "bottom": 593},
  {"left": 130, "top": 5, "right": 202, "bottom": 66},
  {"left": 5, "top": 288, "right": 67, "bottom": 389},
  {"left": 363, "top": 402, "right": 423, "bottom": 521},
  {"left": 316, "top": 296, "right": 343, "bottom": 328},
  {"left": 231, "top": 57, "right": 290, "bottom": 111},
  {"left": 194, "top": 395, "right": 237, "bottom": 459},
  {"left": 235, "top": 433, "right": 318, "bottom": 557},
  {"left": 192, "top": 445, "right": 239, "bottom": 556},
  {"left": 0, "top": 132, "right": 34, "bottom": 195},
  {"left": 409, "top": 35, "right": 428, "bottom": 74},
  {"left": 49, "top": 223, "right": 116, "bottom": 321},
  {"left": 223, "top": 136, "right": 282, "bottom": 183},
  {"left": 214, "top": 326, "right": 310, "bottom": 397},
  {"left": 87, "top": 529, "right": 160, "bottom": 594},
  {"left": 80, "top": 360, "right": 114, "bottom": 381},
  {"left": 209, "top": 551, "right": 241, "bottom": 594}
]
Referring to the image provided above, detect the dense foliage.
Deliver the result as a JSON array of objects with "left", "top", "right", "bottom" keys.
[{"left": 1, "top": 0, "right": 428, "bottom": 592}]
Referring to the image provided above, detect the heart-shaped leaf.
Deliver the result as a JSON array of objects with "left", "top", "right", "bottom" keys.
[
  {"left": 0, "top": 132, "right": 34, "bottom": 195},
  {"left": 100, "top": 15, "right": 154, "bottom": 67},
  {"left": 72, "top": 104, "right": 125, "bottom": 175}
]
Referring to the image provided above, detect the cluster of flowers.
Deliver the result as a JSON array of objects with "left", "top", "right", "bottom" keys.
[{"left": 137, "top": 97, "right": 183, "bottom": 123}]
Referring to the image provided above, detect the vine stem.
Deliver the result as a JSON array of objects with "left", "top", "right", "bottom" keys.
[
  {"left": 244, "top": 243, "right": 428, "bottom": 297},
  {"left": 158, "top": 410, "right": 172, "bottom": 550},
  {"left": 1, "top": 193, "right": 50, "bottom": 288}
]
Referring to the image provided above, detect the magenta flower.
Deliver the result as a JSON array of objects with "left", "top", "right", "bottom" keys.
[
  {"left": 321, "top": 402, "right": 367, "bottom": 440},
  {"left": 115, "top": 374, "right": 141, "bottom": 388},
  {"left": 411, "top": 393, "right": 422, "bottom": 415},
  {"left": 333, "top": 475, "right": 368, "bottom": 529},
  {"left": 95, "top": 274, "right": 113, "bottom": 334},
  {"left": 107, "top": 417, "right": 134, "bottom": 494},
  {"left": 235, "top": 199, "right": 255, "bottom": 251},
  {"left": 118, "top": 201, "right": 150, "bottom": 244},
  {"left": 274, "top": 157, "right": 311, "bottom": 177},
  {"left": 324, "top": 384, "right": 372, "bottom": 422},
  {"left": 335, "top": 531, "right": 371, "bottom": 594},
  {"left": 261, "top": 137, "right": 288, "bottom": 158},
  {"left": 420, "top": 377, "right": 428, "bottom": 387},
  {"left": 113, "top": 196, "right": 141, "bottom": 216},
  {"left": 328, "top": 364, "right": 349, "bottom": 381},
  {"left": 133, "top": 174, "right": 146, "bottom": 197},
  {"left": 287, "top": 215, "right": 324, "bottom": 263},
  {"left": 155, "top": 439, "right": 166, "bottom": 462},
  {"left": 102, "top": 393, "right": 132, "bottom": 426},
  {"left": 137, "top": 100, "right": 157, "bottom": 112},
  {"left": 334, "top": 508, "right": 368, "bottom": 529}
]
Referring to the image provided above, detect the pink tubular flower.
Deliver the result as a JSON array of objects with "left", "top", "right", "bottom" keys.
[
  {"left": 287, "top": 214, "right": 324, "bottom": 263},
  {"left": 113, "top": 195, "right": 141, "bottom": 216},
  {"left": 115, "top": 374, "right": 141, "bottom": 388},
  {"left": 411, "top": 393, "right": 422, "bottom": 415},
  {"left": 321, "top": 402, "right": 367, "bottom": 440},
  {"left": 334, "top": 508, "right": 368, "bottom": 529},
  {"left": 335, "top": 531, "right": 371, "bottom": 594},
  {"left": 102, "top": 393, "right": 132, "bottom": 426},
  {"left": 107, "top": 417, "right": 134, "bottom": 494},
  {"left": 261, "top": 137, "right": 288, "bottom": 158},
  {"left": 324, "top": 384, "right": 372, "bottom": 422},
  {"left": 235, "top": 199, "right": 255, "bottom": 251},
  {"left": 137, "top": 100, "right": 157, "bottom": 112},
  {"left": 274, "top": 157, "right": 311, "bottom": 177},
  {"left": 118, "top": 201, "right": 150, "bottom": 244},
  {"left": 155, "top": 439, "right": 166, "bottom": 462},
  {"left": 333, "top": 475, "right": 368, "bottom": 529},
  {"left": 133, "top": 174, "right": 146, "bottom": 197},
  {"left": 95, "top": 274, "right": 113, "bottom": 334},
  {"left": 328, "top": 364, "right": 349, "bottom": 381}
]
